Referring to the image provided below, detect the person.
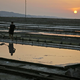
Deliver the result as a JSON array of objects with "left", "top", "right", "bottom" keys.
[{"left": 9, "top": 22, "right": 16, "bottom": 40}]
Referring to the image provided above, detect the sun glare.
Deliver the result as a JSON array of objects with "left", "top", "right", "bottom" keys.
[{"left": 74, "top": 10, "right": 77, "bottom": 14}]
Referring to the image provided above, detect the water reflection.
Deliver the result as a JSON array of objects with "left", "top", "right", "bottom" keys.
[
  {"left": 0, "top": 42, "right": 5, "bottom": 46},
  {"left": 0, "top": 42, "right": 16, "bottom": 56},
  {"left": 8, "top": 43, "right": 16, "bottom": 56},
  {"left": 0, "top": 41, "right": 80, "bottom": 67}
]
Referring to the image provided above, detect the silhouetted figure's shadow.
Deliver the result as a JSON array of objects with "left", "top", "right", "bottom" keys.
[{"left": 8, "top": 43, "right": 16, "bottom": 56}]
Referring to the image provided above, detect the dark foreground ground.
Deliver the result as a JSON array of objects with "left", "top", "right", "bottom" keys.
[{"left": 0, "top": 57, "right": 80, "bottom": 80}]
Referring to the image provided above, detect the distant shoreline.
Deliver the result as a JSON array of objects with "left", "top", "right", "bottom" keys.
[{"left": 0, "top": 17, "right": 80, "bottom": 26}]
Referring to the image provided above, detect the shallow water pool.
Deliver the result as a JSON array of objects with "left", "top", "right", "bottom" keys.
[{"left": 0, "top": 42, "right": 80, "bottom": 67}]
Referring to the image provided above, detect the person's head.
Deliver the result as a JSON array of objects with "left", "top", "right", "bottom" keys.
[
  {"left": 11, "top": 22, "right": 14, "bottom": 24},
  {"left": 11, "top": 53, "right": 13, "bottom": 56}
]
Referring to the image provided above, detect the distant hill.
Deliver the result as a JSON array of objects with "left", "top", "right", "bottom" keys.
[
  {"left": 0, "top": 11, "right": 25, "bottom": 17},
  {"left": 0, "top": 11, "right": 57, "bottom": 18}
]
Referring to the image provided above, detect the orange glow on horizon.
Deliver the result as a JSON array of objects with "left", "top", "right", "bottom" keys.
[
  {"left": 69, "top": 7, "right": 80, "bottom": 12},
  {"left": 68, "top": 7, "right": 80, "bottom": 14}
]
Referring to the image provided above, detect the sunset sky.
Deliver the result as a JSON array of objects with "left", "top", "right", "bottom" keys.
[{"left": 0, "top": 0, "right": 80, "bottom": 19}]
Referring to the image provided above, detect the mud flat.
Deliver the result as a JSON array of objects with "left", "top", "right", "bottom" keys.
[
  {"left": 0, "top": 41, "right": 80, "bottom": 79},
  {"left": 0, "top": 18, "right": 80, "bottom": 79},
  {"left": 0, "top": 31, "right": 80, "bottom": 48},
  {"left": 0, "top": 17, "right": 80, "bottom": 26},
  {"left": 0, "top": 57, "right": 80, "bottom": 80}
]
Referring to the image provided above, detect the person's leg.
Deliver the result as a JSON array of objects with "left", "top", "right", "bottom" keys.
[
  {"left": 9, "top": 34, "right": 12, "bottom": 39},
  {"left": 12, "top": 34, "right": 13, "bottom": 41},
  {"left": 9, "top": 34, "right": 13, "bottom": 40}
]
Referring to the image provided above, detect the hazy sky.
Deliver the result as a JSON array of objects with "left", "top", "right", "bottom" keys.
[{"left": 0, "top": 0, "right": 80, "bottom": 19}]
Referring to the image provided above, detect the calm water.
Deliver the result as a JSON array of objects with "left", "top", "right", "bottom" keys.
[{"left": 0, "top": 42, "right": 80, "bottom": 67}]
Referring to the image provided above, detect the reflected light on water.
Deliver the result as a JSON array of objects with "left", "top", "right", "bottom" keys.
[{"left": 0, "top": 42, "right": 80, "bottom": 67}]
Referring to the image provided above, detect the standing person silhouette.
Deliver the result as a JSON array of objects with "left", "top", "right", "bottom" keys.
[{"left": 9, "top": 22, "right": 16, "bottom": 40}]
